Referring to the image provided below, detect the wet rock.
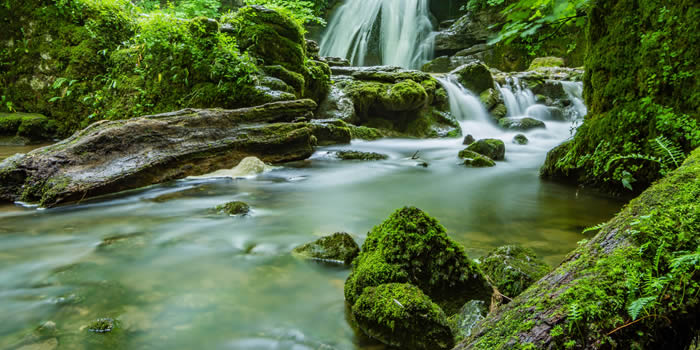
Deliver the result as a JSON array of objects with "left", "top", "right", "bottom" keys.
[
  {"left": 452, "top": 61, "right": 495, "bottom": 95},
  {"left": 434, "top": 11, "right": 498, "bottom": 55},
  {"left": 480, "top": 245, "right": 550, "bottom": 299},
  {"left": 320, "top": 56, "right": 350, "bottom": 67},
  {"left": 87, "top": 318, "right": 115, "bottom": 333},
  {"left": 216, "top": 201, "right": 250, "bottom": 216},
  {"left": 479, "top": 88, "right": 503, "bottom": 111},
  {"left": 449, "top": 300, "right": 487, "bottom": 340},
  {"left": 310, "top": 119, "right": 352, "bottom": 146},
  {"left": 529, "top": 79, "right": 567, "bottom": 100},
  {"left": 292, "top": 232, "right": 360, "bottom": 265},
  {"left": 528, "top": 57, "right": 565, "bottom": 70},
  {"left": 498, "top": 117, "right": 546, "bottom": 131},
  {"left": 513, "top": 134, "right": 529, "bottom": 145},
  {"left": 334, "top": 151, "right": 388, "bottom": 161},
  {"left": 316, "top": 84, "right": 356, "bottom": 121},
  {"left": 305, "top": 39, "right": 320, "bottom": 59},
  {"left": 466, "top": 139, "right": 505, "bottom": 161},
  {"left": 349, "top": 125, "right": 384, "bottom": 141},
  {"left": 547, "top": 106, "right": 566, "bottom": 121},
  {"left": 462, "top": 134, "right": 475, "bottom": 145},
  {"left": 491, "top": 103, "right": 508, "bottom": 120},
  {"left": 345, "top": 207, "right": 492, "bottom": 315},
  {"left": 458, "top": 150, "right": 495, "bottom": 167},
  {"left": 352, "top": 283, "right": 454, "bottom": 350},
  {"left": 0, "top": 99, "right": 317, "bottom": 207}
]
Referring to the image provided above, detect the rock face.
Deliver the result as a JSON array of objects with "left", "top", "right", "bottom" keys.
[
  {"left": 0, "top": 99, "right": 318, "bottom": 207},
  {"left": 292, "top": 232, "right": 360, "bottom": 265},
  {"left": 318, "top": 66, "right": 460, "bottom": 138},
  {"left": 452, "top": 62, "right": 495, "bottom": 95},
  {"left": 466, "top": 139, "right": 506, "bottom": 161},
  {"left": 352, "top": 283, "right": 454, "bottom": 350},
  {"left": 345, "top": 207, "right": 492, "bottom": 315},
  {"left": 480, "top": 245, "right": 550, "bottom": 299}
]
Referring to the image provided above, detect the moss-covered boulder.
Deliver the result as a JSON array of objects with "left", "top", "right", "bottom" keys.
[
  {"left": 0, "top": 113, "right": 56, "bottom": 142},
  {"left": 480, "top": 245, "right": 550, "bottom": 299},
  {"left": 458, "top": 150, "right": 495, "bottom": 167},
  {"left": 449, "top": 300, "right": 488, "bottom": 341},
  {"left": 528, "top": 57, "right": 565, "bottom": 70},
  {"left": 292, "top": 232, "right": 360, "bottom": 265},
  {"left": 345, "top": 207, "right": 492, "bottom": 315},
  {"left": 327, "top": 66, "right": 458, "bottom": 138},
  {"left": 498, "top": 117, "right": 546, "bottom": 131},
  {"left": 466, "top": 139, "right": 505, "bottom": 161},
  {"left": 462, "top": 134, "right": 476, "bottom": 145},
  {"left": 352, "top": 283, "right": 455, "bottom": 350},
  {"left": 216, "top": 201, "right": 250, "bottom": 216},
  {"left": 309, "top": 119, "right": 352, "bottom": 146},
  {"left": 334, "top": 151, "right": 388, "bottom": 161},
  {"left": 452, "top": 62, "right": 495, "bottom": 95},
  {"left": 513, "top": 134, "right": 529, "bottom": 145}
]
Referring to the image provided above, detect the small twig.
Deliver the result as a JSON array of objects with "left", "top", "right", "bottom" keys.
[
  {"left": 606, "top": 314, "right": 672, "bottom": 336},
  {"left": 411, "top": 150, "right": 420, "bottom": 159}
]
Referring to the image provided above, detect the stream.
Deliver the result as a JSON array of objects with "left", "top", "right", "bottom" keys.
[{"left": 0, "top": 1, "right": 624, "bottom": 349}]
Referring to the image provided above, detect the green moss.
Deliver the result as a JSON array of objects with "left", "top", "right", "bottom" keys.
[
  {"left": 335, "top": 151, "right": 388, "bottom": 161},
  {"left": 480, "top": 245, "right": 550, "bottom": 299},
  {"left": 458, "top": 150, "right": 496, "bottom": 167},
  {"left": 349, "top": 126, "right": 384, "bottom": 140},
  {"left": 528, "top": 57, "right": 565, "bottom": 70},
  {"left": 542, "top": 0, "right": 700, "bottom": 194},
  {"left": 215, "top": 201, "right": 250, "bottom": 215},
  {"left": 453, "top": 62, "right": 495, "bottom": 94},
  {"left": 292, "top": 232, "right": 360, "bottom": 265},
  {"left": 466, "top": 139, "right": 506, "bottom": 161},
  {"left": 345, "top": 207, "right": 492, "bottom": 315},
  {"left": 461, "top": 149, "right": 700, "bottom": 349},
  {"left": 352, "top": 283, "right": 455, "bottom": 350}
]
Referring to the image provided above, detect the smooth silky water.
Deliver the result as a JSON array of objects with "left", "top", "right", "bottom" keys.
[{"left": 0, "top": 118, "right": 623, "bottom": 349}]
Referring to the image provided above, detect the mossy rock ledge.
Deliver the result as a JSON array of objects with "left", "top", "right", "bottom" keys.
[
  {"left": 0, "top": 99, "right": 318, "bottom": 207},
  {"left": 319, "top": 66, "right": 460, "bottom": 138},
  {"left": 292, "top": 232, "right": 360, "bottom": 265},
  {"left": 480, "top": 245, "right": 550, "bottom": 299}
]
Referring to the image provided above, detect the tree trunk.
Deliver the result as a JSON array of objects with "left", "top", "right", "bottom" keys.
[{"left": 455, "top": 148, "right": 700, "bottom": 349}]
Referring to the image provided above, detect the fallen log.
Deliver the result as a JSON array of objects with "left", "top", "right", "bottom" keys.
[
  {"left": 455, "top": 148, "right": 700, "bottom": 349},
  {"left": 0, "top": 99, "right": 318, "bottom": 207}
]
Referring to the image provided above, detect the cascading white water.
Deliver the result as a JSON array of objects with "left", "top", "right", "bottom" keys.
[
  {"left": 561, "top": 81, "right": 587, "bottom": 118},
  {"left": 498, "top": 78, "right": 537, "bottom": 117},
  {"left": 320, "top": 0, "right": 434, "bottom": 68},
  {"left": 436, "top": 76, "right": 490, "bottom": 123}
]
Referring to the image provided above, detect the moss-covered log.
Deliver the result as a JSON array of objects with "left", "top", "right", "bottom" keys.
[
  {"left": 455, "top": 147, "right": 700, "bottom": 349},
  {"left": 0, "top": 99, "right": 318, "bottom": 207}
]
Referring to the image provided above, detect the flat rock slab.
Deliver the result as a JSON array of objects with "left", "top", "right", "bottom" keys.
[{"left": 0, "top": 100, "right": 318, "bottom": 207}]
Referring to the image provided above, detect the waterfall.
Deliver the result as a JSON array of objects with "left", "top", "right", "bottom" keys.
[
  {"left": 561, "top": 81, "right": 587, "bottom": 118},
  {"left": 497, "top": 78, "right": 536, "bottom": 117},
  {"left": 320, "top": 0, "right": 434, "bottom": 69},
  {"left": 436, "top": 76, "right": 490, "bottom": 123}
]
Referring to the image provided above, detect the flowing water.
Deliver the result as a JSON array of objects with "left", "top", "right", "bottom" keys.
[
  {"left": 320, "top": 0, "right": 434, "bottom": 68},
  {"left": 0, "top": 78, "right": 624, "bottom": 349}
]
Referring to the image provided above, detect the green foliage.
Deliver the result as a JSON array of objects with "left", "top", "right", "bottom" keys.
[{"left": 244, "top": 0, "right": 326, "bottom": 26}]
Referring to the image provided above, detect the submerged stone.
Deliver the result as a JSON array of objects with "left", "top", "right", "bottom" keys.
[
  {"left": 458, "top": 150, "right": 495, "bottom": 167},
  {"left": 87, "top": 318, "right": 115, "bottom": 333},
  {"left": 498, "top": 117, "right": 546, "bottom": 131},
  {"left": 466, "top": 139, "right": 505, "bottom": 161},
  {"left": 334, "top": 151, "right": 388, "bottom": 161},
  {"left": 480, "top": 245, "right": 550, "bottom": 299},
  {"left": 292, "top": 232, "right": 360, "bottom": 265},
  {"left": 352, "top": 283, "right": 454, "bottom": 350},
  {"left": 345, "top": 207, "right": 492, "bottom": 315},
  {"left": 216, "top": 201, "right": 250, "bottom": 216},
  {"left": 449, "top": 300, "right": 487, "bottom": 340},
  {"left": 513, "top": 134, "right": 529, "bottom": 145}
]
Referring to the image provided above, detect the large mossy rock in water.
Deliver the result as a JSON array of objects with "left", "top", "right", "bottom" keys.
[
  {"left": 320, "top": 66, "right": 460, "bottom": 138},
  {"left": 480, "top": 245, "right": 550, "bottom": 299},
  {"left": 352, "top": 283, "right": 455, "bottom": 350},
  {"left": 540, "top": 0, "right": 700, "bottom": 194},
  {"left": 292, "top": 232, "right": 360, "bottom": 265},
  {"left": 452, "top": 62, "right": 496, "bottom": 95},
  {"left": 466, "top": 139, "right": 506, "bottom": 161},
  {"left": 0, "top": 100, "right": 317, "bottom": 207},
  {"left": 345, "top": 207, "right": 492, "bottom": 315}
]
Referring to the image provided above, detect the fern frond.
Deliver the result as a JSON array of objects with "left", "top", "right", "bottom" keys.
[
  {"left": 605, "top": 153, "right": 661, "bottom": 172},
  {"left": 651, "top": 136, "right": 685, "bottom": 168},
  {"left": 627, "top": 296, "right": 657, "bottom": 320},
  {"left": 582, "top": 222, "right": 606, "bottom": 234}
]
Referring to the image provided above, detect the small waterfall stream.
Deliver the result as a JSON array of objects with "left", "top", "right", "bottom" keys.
[{"left": 320, "top": 0, "right": 434, "bottom": 68}]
